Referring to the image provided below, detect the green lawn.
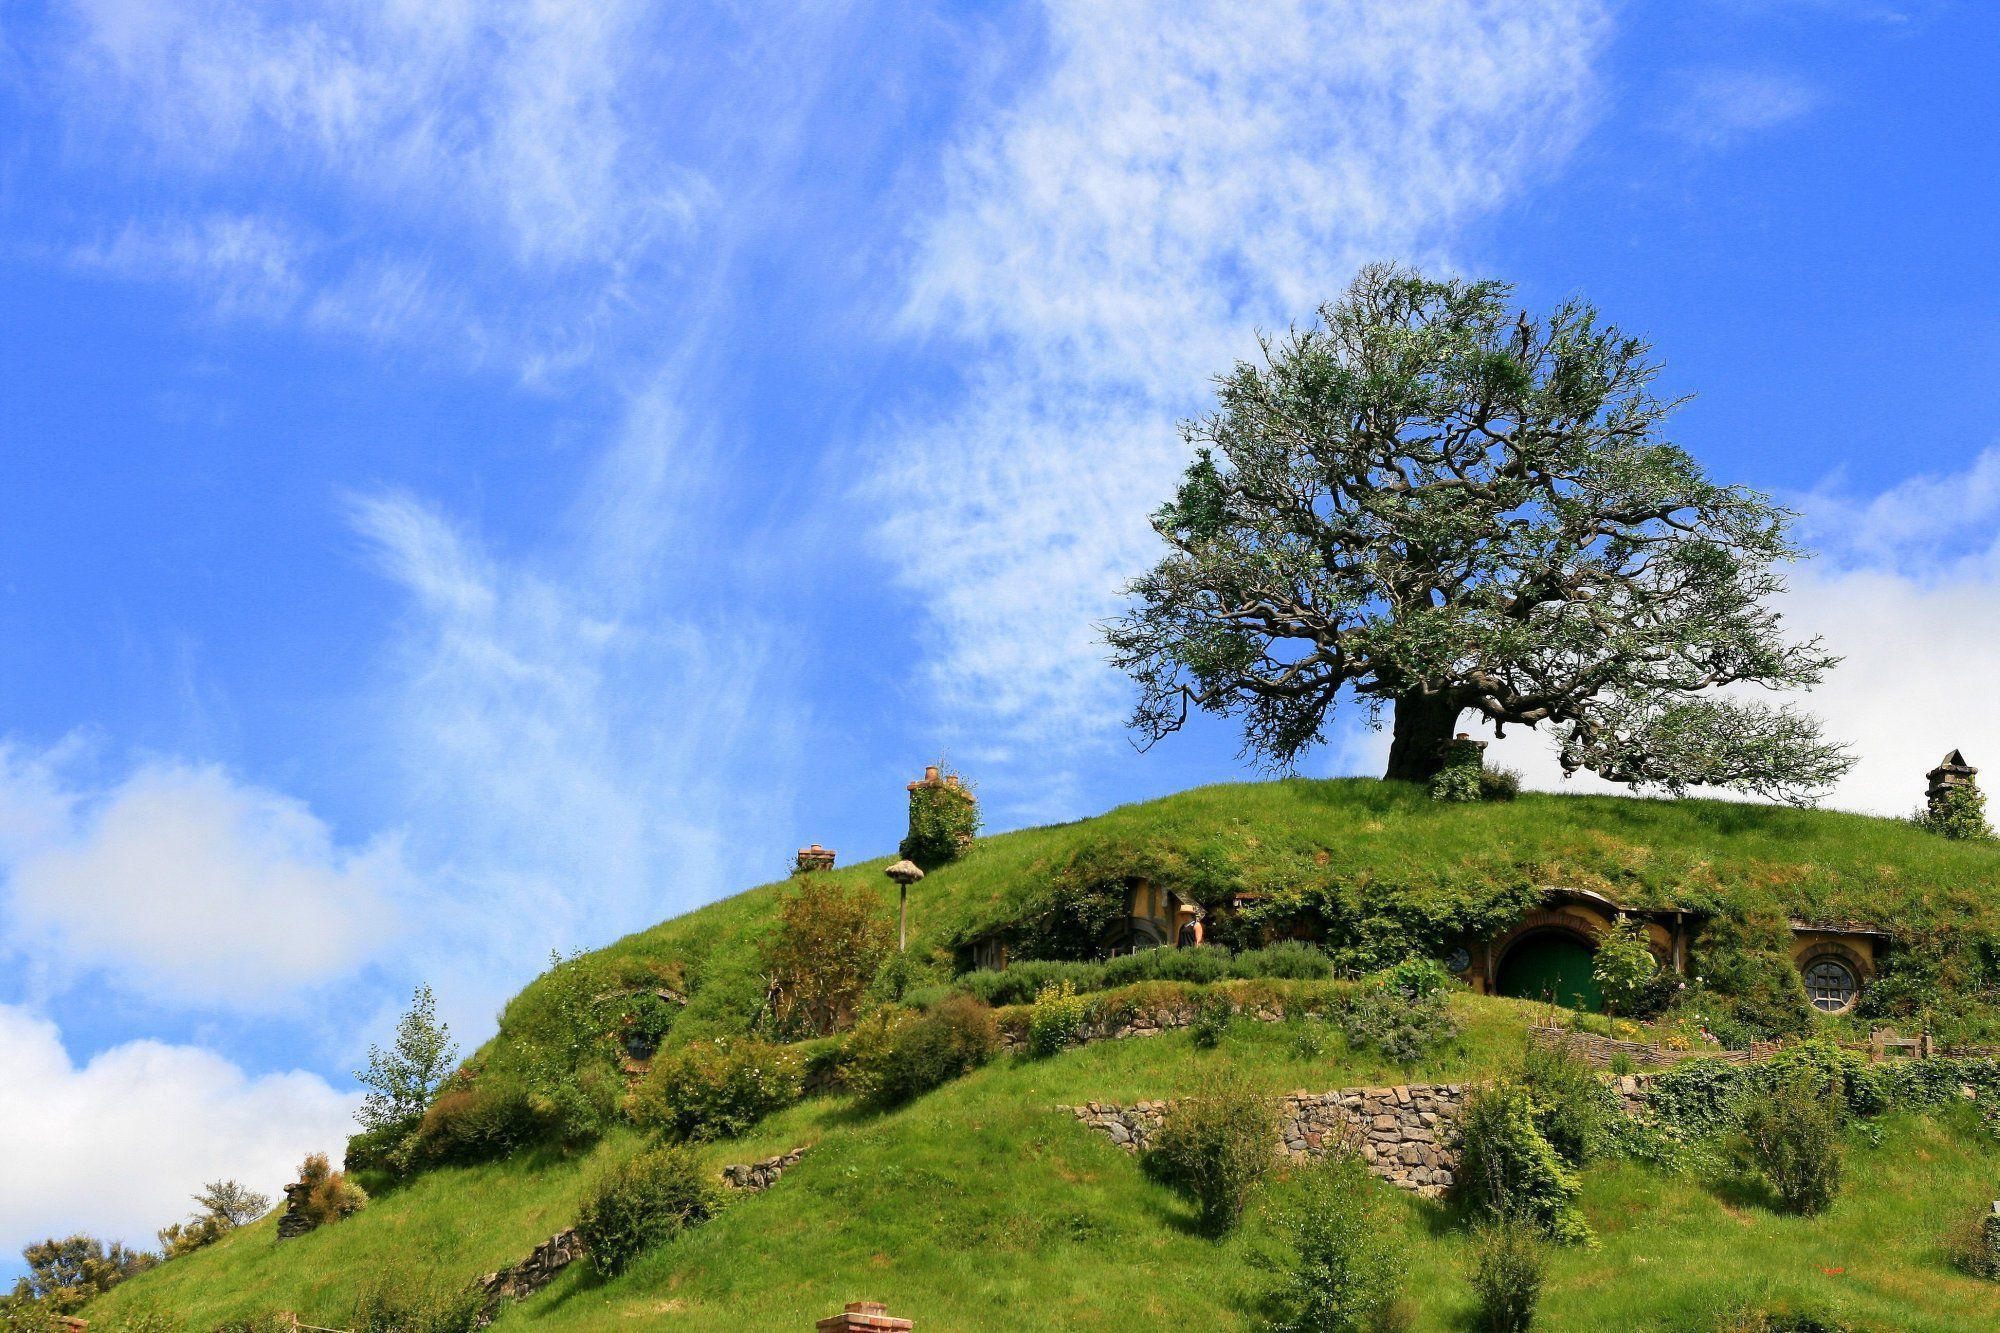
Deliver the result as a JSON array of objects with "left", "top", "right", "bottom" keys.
[{"left": 88, "top": 995, "right": 2000, "bottom": 1331}]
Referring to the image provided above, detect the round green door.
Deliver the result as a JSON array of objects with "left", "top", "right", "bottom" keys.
[{"left": 1495, "top": 933, "right": 1602, "bottom": 1011}]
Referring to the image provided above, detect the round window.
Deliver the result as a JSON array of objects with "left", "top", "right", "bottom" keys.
[{"left": 1804, "top": 958, "right": 1858, "bottom": 1013}]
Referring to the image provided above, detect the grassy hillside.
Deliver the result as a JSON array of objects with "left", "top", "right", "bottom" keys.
[
  {"left": 83, "top": 780, "right": 2000, "bottom": 1330},
  {"left": 90, "top": 993, "right": 2000, "bottom": 1330}
]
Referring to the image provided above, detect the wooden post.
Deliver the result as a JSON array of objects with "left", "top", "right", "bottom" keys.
[{"left": 899, "top": 884, "right": 908, "bottom": 952}]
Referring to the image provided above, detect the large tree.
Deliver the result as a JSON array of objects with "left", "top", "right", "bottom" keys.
[{"left": 1105, "top": 265, "right": 1851, "bottom": 801}]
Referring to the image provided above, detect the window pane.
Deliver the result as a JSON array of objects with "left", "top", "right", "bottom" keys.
[{"left": 1804, "top": 959, "right": 1856, "bottom": 1012}]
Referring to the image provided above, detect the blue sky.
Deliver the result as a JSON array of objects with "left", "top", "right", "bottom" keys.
[{"left": 2, "top": 0, "right": 1996, "bottom": 1261}]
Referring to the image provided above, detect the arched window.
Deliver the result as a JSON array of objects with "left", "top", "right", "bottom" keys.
[{"left": 1803, "top": 957, "right": 1859, "bottom": 1013}]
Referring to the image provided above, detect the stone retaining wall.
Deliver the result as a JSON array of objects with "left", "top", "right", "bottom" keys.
[
  {"left": 721, "top": 1146, "right": 809, "bottom": 1192},
  {"left": 1066, "top": 1082, "right": 1471, "bottom": 1197}
]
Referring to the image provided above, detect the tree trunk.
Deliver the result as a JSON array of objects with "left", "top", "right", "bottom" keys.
[{"left": 1383, "top": 695, "right": 1464, "bottom": 784}]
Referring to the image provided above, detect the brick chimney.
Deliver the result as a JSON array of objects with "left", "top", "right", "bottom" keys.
[
  {"left": 816, "top": 1301, "right": 913, "bottom": 1332},
  {"left": 795, "top": 844, "right": 836, "bottom": 873},
  {"left": 1927, "top": 750, "right": 1978, "bottom": 818}
]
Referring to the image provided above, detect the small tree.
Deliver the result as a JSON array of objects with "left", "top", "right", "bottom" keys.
[
  {"left": 762, "top": 878, "right": 895, "bottom": 1038},
  {"left": 157, "top": 1179, "right": 271, "bottom": 1258},
  {"left": 355, "top": 985, "right": 459, "bottom": 1133},
  {"left": 1592, "top": 918, "right": 1659, "bottom": 1018},
  {"left": 1105, "top": 264, "right": 1851, "bottom": 799}
]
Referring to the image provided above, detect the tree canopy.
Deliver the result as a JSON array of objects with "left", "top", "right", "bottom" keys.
[{"left": 1105, "top": 264, "right": 1851, "bottom": 801}]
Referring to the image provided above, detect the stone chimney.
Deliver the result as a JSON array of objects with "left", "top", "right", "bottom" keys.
[
  {"left": 795, "top": 844, "right": 836, "bottom": 873},
  {"left": 817, "top": 1302, "right": 913, "bottom": 1332},
  {"left": 1927, "top": 750, "right": 1978, "bottom": 818}
]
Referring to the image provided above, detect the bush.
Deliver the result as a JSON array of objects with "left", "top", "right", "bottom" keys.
[
  {"left": 629, "top": 1037, "right": 803, "bottom": 1142},
  {"left": 1145, "top": 1075, "right": 1277, "bottom": 1234},
  {"left": 289, "top": 1154, "right": 367, "bottom": 1232},
  {"left": 1592, "top": 918, "right": 1660, "bottom": 1019},
  {"left": 1468, "top": 1222, "right": 1544, "bottom": 1333},
  {"left": 1915, "top": 784, "right": 1992, "bottom": 841},
  {"left": 900, "top": 768, "right": 981, "bottom": 866},
  {"left": 1429, "top": 765, "right": 1483, "bottom": 804},
  {"left": 1479, "top": 767, "right": 1522, "bottom": 802},
  {"left": 405, "top": 1066, "right": 614, "bottom": 1169},
  {"left": 956, "top": 959, "right": 1108, "bottom": 1008},
  {"left": 1335, "top": 982, "right": 1457, "bottom": 1068},
  {"left": 1737, "top": 1080, "right": 1842, "bottom": 1215},
  {"left": 1518, "top": 1041, "right": 1618, "bottom": 1167},
  {"left": 351, "top": 1273, "right": 485, "bottom": 1333},
  {"left": 1232, "top": 940, "right": 1332, "bottom": 981},
  {"left": 1260, "top": 1154, "right": 1406, "bottom": 1332},
  {"left": 1027, "top": 981, "right": 1091, "bottom": 1058},
  {"left": 762, "top": 878, "right": 895, "bottom": 1038},
  {"left": 1188, "top": 992, "right": 1234, "bottom": 1049},
  {"left": 575, "top": 1143, "right": 717, "bottom": 1277},
  {"left": 1103, "top": 945, "right": 1233, "bottom": 988},
  {"left": 1948, "top": 1203, "right": 2000, "bottom": 1280},
  {"left": 1379, "top": 957, "right": 1450, "bottom": 1001},
  {"left": 1454, "top": 1084, "right": 1589, "bottom": 1245},
  {"left": 848, "top": 995, "right": 998, "bottom": 1105}
]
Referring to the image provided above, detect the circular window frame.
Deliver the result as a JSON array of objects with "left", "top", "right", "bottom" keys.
[{"left": 1799, "top": 946, "right": 1867, "bottom": 1015}]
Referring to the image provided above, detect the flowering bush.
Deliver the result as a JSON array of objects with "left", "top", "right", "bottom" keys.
[{"left": 1027, "top": 981, "right": 1091, "bottom": 1057}]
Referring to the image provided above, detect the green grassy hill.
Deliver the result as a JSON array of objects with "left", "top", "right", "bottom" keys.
[{"left": 83, "top": 780, "right": 2000, "bottom": 1330}]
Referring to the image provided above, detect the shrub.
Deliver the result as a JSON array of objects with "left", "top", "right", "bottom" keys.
[
  {"left": 1915, "top": 784, "right": 1992, "bottom": 841},
  {"left": 629, "top": 1037, "right": 803, "bottom": 1142},
  {"left": 575, "top": 1144, "right": 716, "bottom": 1278},
  {"left": 1232, "top": 940, "right": 1332, "bottom": 981},
  {"left": 405, "top": 1065, "right": 614, "bottom": 1168},
  {"left": 1592, "top": 918, "right": 1660, "bottom": 1019},
  {"left": 1948, "top": 1203, "right": 2000, "bottom": 1280},
  {"left": 1380, "top": 957, "right": 1450, "bottom": 1001},
  {"left": 1260, "top": 1154, "right": 1406, "bottom": 1332},
  {"left": 1518, "top": 1041, "right": 1618, "bottom": 1167},
  {"left": 1336, "top": 981, "right": 1457, "bottom": 1068},
  {"left": 1479, "top": 767, "right": 1522, "bottom": 802},
  {"left": 1468, "top": 1222, "right": 1544, "bottom": 1333},
  {"left": 1103, "top": 945, "right": 1232, "bottom": 988},
  {"left": 1027, "top": 981, "right": 1091, "bottom": 1057},
  {"left": 1454, "top": 1084, "right": 1589, "bottom": 1245},
  {"left": 762, "top": 878, "right": 895, "bottom": 1038},
  {"left": 351, "top": 1273, "right": 485, "bottom": 1333},
  {"left": 1188, "top": 992, "right": 1234, "bottom": 1050},
  {"left": 289, "top": 1153, "right": 367, "bottom": 1232},
  {"left": 1429, "top": 765, "right": 1483, "bottom": 804},
  {"left": 849, "top": 995, "right": 998, "bottom": 1105},
  {"left": 1737, "top": 1080, "right": 1842, "bottom": 1215},
  {"left": 1691, "top": 917, "right": 1813, "bottom": 1041},
  {"left": 900, "top": 767, "right": 981, "bottom": 866},
  {"left": 1145, "top": 1075, "right": 1277, "bottom": 1234}
]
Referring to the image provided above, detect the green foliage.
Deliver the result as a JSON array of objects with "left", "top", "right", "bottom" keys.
[
  {"left": 762, "top": 877, "right": 895, "bottom": 1038},
  {"left": 629, "top": 1037, "right": 803, "bottom": 1142},
  {"left": 574, "top": 1144, "right": 716, "bottom": 1279},
  {"left": 1105, "top": 263, "right": 1850, "bottom": 800},
  {"left": 1736, "top": 1080, "right": 1842, "bottom": 1215},
  {"left": 1950, "top": 1204, "right": 2000, "bottom": 1280},
  {"left": 1334, "top": 977, "right": 1459, "bottom": 1068},
  {"left": 1188, "top": 992, "right": 1234, "bottom": 1049},
  {"left": 399, "top": 1062, "right": 615, "bottom": 1170},
  {"left": 289, "top": 1153, "right": 367, "bottom": 1232},
  {"left": 846, "top": 995, "right": 999, "bottom": 1106},
  {"left": 1429, "top": 764, "right": 1484, "bottom": 804},
  {"left": 1916, "top": 784, "right": 1993, "bottom": 841},
  {"left": 355, "top": 984, "right": 458, "bottom": 1135},
  {"left": 351, "top": 1272, "right": 486, "bottom": 1333},
  {"left": 1592, "top": 918, "right": 1660, "bottom": 1018},
  {"left": 156, "top": 1180, "right": 270, "bottom": 1259},
  {"left": 1480, "top": 767, "right": 1523, "bottom": 802},
  {"left": 7, "top": 1234, "right": 155, "bottom": 1320},
  {"left": 1688, "top": 916, "right": 1813, "bottom": 1042},
  {"left": 1259, "top": 1154, "right": 1406, "bottom": 1332},
  {"left": 1518, "top": 1041, "right": 1618, "bottom": 1167},
  {"left": 901, "top": 770, "right": 981, "bottom": 867},
  {"left": 953, "top": 941, "right": 1332, "bottom": 1008},
  {"left": 1468, "top": 1222, "right": 1545, "bottom": 1333},
  {"left": 1144, "top": 1075, "right": 1278, "bottom": 1234},
  {"left": 1027, "top": 981, "right": 1091, "bottom": 1057},
  {"left": 1455, "top": 1083, "right": 1590, "bottom": 1245}
]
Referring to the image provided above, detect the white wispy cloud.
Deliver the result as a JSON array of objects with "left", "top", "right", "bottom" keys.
[
  {"left": 1664, "top": 67, "right": 1822, "bottom": 148},
  {"left": 876, "top": 0, "right": 1611, "bottom": 799},
  {"left": 0, "top": 1002, "right": 357, "bottom": 1259},
  {"left": 0, "top": 744, "right": 401, "bottom": 1008}
]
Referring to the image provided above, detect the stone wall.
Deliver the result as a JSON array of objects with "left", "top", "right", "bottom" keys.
[
  {"left": 721, "top": 1146, "right": 809, "bottom": 1192},
  {"left": 474, "top": 1227, "right": 584, "bottom": 1307},
  {"left": 1066, "top": 1083, "right": 1470, "bottom": 1197}
]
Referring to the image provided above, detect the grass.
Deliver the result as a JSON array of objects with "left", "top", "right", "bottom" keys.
[
  {"left": 83, "top": 780, "right": 2000, "bottom": 1329},
  {"left": 89, "top": 995, "right": 2000, "bottom": 1330}
]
